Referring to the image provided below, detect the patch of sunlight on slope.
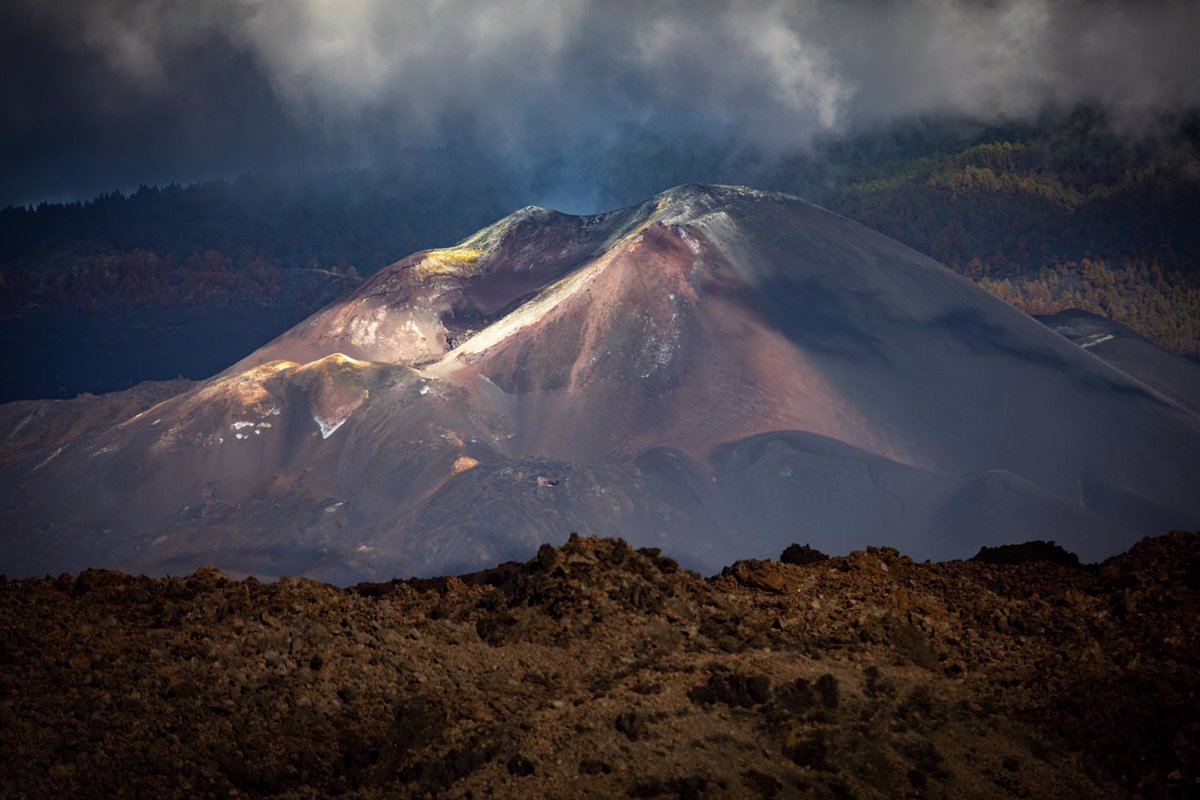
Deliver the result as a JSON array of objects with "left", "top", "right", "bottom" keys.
[
  {"left": 428, "top": 211, "right": 663, "bottom": 370},
  {"left": 412, "top": 246, "right": 484, "bottom": 277},
  {"left": 180, "top": 360, "right": 299, "bottom": 413},
  {"left": 434, "top": 257, "right": 607, "bottom": 366}
]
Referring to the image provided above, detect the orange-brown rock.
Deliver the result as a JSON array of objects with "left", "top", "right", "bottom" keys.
[{"left": 1, "top": 532, "right": 1196, "bottom": 798}]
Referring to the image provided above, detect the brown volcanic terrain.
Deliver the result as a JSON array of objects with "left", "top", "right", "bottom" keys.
[
  {"left": 1, "top": 532, "right": 1197, "bottom": 799},
  {"left": 3, "top": 185, "right": 1200, "bottom": 581}
]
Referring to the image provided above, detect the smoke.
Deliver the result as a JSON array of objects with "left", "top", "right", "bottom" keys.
[{"left": 2, "top": 0, "right": 1198, "bottom": 205}]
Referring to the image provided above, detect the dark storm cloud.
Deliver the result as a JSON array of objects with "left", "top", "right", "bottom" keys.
[{"left": 2, "top": 0, "right": 1198, "bottom": 206}]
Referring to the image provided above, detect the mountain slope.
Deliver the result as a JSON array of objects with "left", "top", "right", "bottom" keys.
[
  {"left": 2, "top": 185, "right": 1199, "bottom": 581},
  {"left": 1036, "top": 308, "right": 1200, "bottom": 415}
]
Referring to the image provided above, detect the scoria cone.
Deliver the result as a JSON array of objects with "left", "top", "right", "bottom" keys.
[{"left": 3, "top": 185, "right": 1199, "bottom": 581}]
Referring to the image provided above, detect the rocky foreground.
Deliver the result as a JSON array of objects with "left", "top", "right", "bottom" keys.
[{"left": 1, "top": 533, "right": 1197, "bottom": 799}]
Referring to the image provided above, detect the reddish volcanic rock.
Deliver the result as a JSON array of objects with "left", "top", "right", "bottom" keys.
[{"left": 2, "top": 185, "right": 1199, "bottom": 581}]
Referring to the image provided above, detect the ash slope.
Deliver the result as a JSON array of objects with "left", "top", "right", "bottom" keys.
[
  {"left": 1036, "top": 308, "right": 1200, "bottom": 416},
  {"left": 3, "top": 185, "right": 1200, "bottom": 581}
]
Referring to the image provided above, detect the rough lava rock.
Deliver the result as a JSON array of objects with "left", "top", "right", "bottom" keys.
[{"left": 1, "top": 531, "right": 1197, "bottom": 798}]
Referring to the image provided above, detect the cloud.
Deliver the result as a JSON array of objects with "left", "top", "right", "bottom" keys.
[
  {"left": 821, "top": 0, "right": 1200, "bottom": 127},
  {"left": 2, "top": 0, "right": 1198, "bottom": 205}
]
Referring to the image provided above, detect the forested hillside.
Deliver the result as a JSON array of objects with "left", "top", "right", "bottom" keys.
[
  {"left": 825, "top": 126, "right": 1200, "bottom": 351},
  {"left": 0, "top": 171, "right": 511, "bottom": 273}
]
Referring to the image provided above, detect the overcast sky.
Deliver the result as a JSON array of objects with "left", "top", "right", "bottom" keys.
[{"left": 2, "top": 0, "right": 1198, "bottom": 208}]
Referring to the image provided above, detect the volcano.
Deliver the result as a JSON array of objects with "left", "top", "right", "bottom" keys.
[{"left": 3, "top": 185, "right": 1199, "bottom": 581}]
